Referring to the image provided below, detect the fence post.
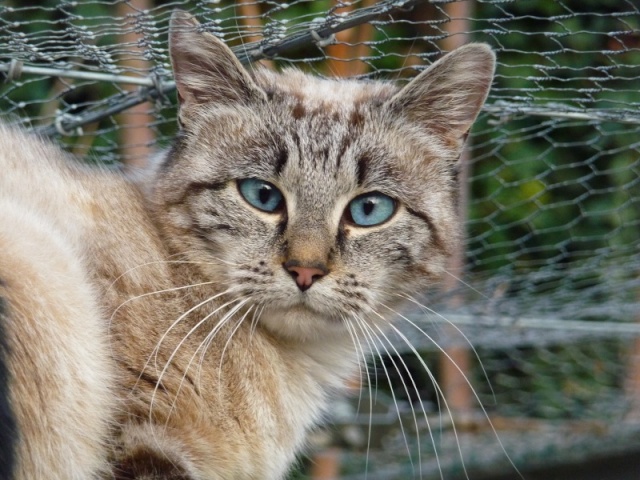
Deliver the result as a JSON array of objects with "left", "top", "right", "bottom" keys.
[
  {"left": 625, "top": 335, "right": 640, "bottom": 420},
  {"left": 439, "top": 0, "right": 475, "bottom": 420},
  {"left": 116, "top": 0, "right": 155, "bottom": 169},
  {"left": 310, "top": 448, "right": 341, "bottom": 480}
]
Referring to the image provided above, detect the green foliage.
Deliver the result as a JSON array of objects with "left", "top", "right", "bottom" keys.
[{"left": 476, "top": 339, "right": 628, "bottom": 420}]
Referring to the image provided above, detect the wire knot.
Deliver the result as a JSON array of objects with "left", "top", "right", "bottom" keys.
[
  {"left": 4, "top": 59, "right": 23, "bottom": 83},
  {"left": 310, "top": 29, "right": 335, "bottom": 48},
  {"left": 54, "top": 110, "right": 83, "bottom": 137}
]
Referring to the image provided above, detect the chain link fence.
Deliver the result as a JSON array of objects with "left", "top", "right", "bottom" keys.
[{"left": 2, "top": 1, "right": 639, "bottom": 478}]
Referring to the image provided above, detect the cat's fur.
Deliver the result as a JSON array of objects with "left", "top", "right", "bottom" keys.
[{"left": 0, "top": 10, "right": 495, "bottom": 479}]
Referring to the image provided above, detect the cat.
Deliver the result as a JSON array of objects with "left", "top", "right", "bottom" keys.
[{"left": 0, "top": 10, "right": 495, "bottom": 479}]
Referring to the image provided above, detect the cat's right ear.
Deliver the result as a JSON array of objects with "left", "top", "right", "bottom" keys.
[{"left": 169, "top": 11, "right": 266, "bottom": 125}]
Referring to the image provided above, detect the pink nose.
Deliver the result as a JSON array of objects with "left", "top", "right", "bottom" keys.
[{"left": 284, "top": 263, "right": 327, "bottom": 291}]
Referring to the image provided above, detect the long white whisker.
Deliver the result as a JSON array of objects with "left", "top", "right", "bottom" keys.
[
  {"left": 351, "top": 315, "right": 416, "bottom": 476},
  {"left": 249, "top": 302, "right": 266, "bottom": 341},
  {"left": 166, "top": 300, "right": 251, "bottom": 425},
  {"left": 151, "top": 287, "right": 242, "bottom": 373},
  {"left": 378, "top": 302, "right": 477, "bottom": 480},
  {"left": 343, "top": 317, "right": 375, "bottom": 477},
  {"left": 110, "top": 280, "right": 220, "bottom": 323},
  {"left": 149, "top": 296, "right": 245, "bottom": 421},
  {"left": 129, "top": 286, "right": 238, "bottom": 398},
  {"left": 442, "top": 269, "right": 491, "bottom": 300},
  {"left": 342, "top": 316, "right": 365, "bottom": 416},
  {"left": 378, "top": 301, "right": 523, "bottom": 480},
  {"left": 194, "top": 300, "right": 251, "bottom": 391},
  {"left": 395, "top": 292, "right": 496, "bottom": 405},
  {"left": 110, "top": 280, "right": 221, "bottom": 330},
  {"left": 364, "top": 315, "right": 428, "bottom": 479},
  {"left": 108, "top": 256, "right": 242, "bottom": 290},
  {"left": 216, "top": 304, "right": 253, "bottom": 392},
  {"left": 373, "top": 314, "right": 455, "bottom": 480}
]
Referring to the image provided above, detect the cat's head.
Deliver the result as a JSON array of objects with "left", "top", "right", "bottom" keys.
[{"left": 151, "top": 11, "right": 495, "bottom": 341}]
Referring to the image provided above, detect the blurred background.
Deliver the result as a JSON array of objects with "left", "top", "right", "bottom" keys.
[{"left": 1, "top": 1, "right": 639, "bottom": 478}]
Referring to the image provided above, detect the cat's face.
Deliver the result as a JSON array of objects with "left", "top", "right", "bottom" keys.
[{"left": 153, "top": 12, "right": 495, "bottom": 341}]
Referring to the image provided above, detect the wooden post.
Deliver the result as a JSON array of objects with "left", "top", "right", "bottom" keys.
[
  {"left": 236, "top": 0, "right": 274, "bottom": 69},
  {"left": 310, "top": 448, "right": 341, "bottom": 480},
  {"left": 324, "top": 0, "right": 375, "bottom": 78},
  {"left": 625, "top": 335, "right": 640, "bottom": 420},
  {"left": 116, "top": 0, "right": 155, "bottom": 169},
  {"left": 439, "top": 0, "right": 475, "bottom": 419}
]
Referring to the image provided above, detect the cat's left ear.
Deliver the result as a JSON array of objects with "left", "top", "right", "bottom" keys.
[
  {"left": 169, "top": 11, "right": 266, "bottom": 124},
  {"left": 385, "top": 43, "right": 495, "bottom": 148}
]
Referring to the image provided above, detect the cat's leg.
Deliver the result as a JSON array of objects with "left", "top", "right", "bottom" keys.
[
  {"left": 111, "top": 423, "right": 195, "bottom": 480},
  {"left": 0, "top": 203, "right": 113, "bottom": 479}
]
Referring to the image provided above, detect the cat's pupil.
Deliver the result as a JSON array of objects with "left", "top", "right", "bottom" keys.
[
  {"left": 363, "top": 199, "right": 375, "bottom": 216},
  {"left": 259, "top": 186, "right": 272, "bottom": 205}
]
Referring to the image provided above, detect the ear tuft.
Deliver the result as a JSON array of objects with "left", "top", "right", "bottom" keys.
[
  {"left": 169, "top": 10, "right": 266, "bottom": 120},
  {"left": 386, "top": 43, "right": 496, "bottom": 146}
]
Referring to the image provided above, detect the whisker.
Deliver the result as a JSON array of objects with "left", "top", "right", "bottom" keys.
[
  {"left": 149, "top": 295, "right": 245, "bottom": 421},
  {"left": 166, "top": 299, "right": 251, "bottom": 424},
  {"left": 193, "top": 299, "right": 250, "bottom": 391},
  {"left": 249, "top": 302, "right": 266, "bottom": 342},
  {"left": 216, "top": 305, "right": 254, "bottom": 394},
  {"left": 369, "top": 285, "right": 496, "bottom": 405},
  {"left": 143, "top": 295, "right": 245, "bottom": 456},
  {"left": 366, "top": 314, "right": 435, "bottom": 480},
  {"left": 350, "top": 315, "right": 416, "bottom": 477},
  {"left": 342, "top": 317, "right": 374, "bottom": 477},
  {"left": 129, "top": 286, "right": 239, "bottom": 397},
  {"left": 150, "top": 287, "right": 241, "bottom": 373},
  {"left": 373, "top": 313, "right": 455, "bottom": 480},
  {"left": 343, "top": 317, "right": 375, "bottom": 477},
  {"left": 378, "top": 301, "right": 524, "bottom": 480},
  {"left": 377, "top": 302, "right": 477, "bottom": 480},
  {"left": 110, "top": 279, "right": 221, "bottom": 332},
  {"left": 153, "top": 303, "right": 244, "bottom": 444},
  {"left": 342, "top": 317, "right": 366, "bottom": 416},
  {"left": 395, "top": 292, "right": 496, "bottom": 405},
  {"left": 441, "top": 269, "right": 491, "bottom": 301},
  {"left": 108, "top": 254, "right": 242, "bottom": 291}
]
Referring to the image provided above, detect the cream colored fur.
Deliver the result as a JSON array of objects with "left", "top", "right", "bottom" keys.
[
  {"left": 0, "top": 10, "right": 495, "bottom": 479},
  {"left": 0, "top": 130, "right": 114, "bottom": 479}
]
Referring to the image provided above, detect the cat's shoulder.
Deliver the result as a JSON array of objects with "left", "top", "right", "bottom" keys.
[
  {"left": 0, "top": 122, "right": 138, "bottom": 199},
  {"left": 0, "top": 121, "right": 152, "bottom": 251},
  {"left": 0, "top": 122, "right": 72, "bottom": 169}
]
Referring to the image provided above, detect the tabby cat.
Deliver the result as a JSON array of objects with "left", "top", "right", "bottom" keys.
[{"left": 0, "top": 10, "right": 495, "bottom": 479}]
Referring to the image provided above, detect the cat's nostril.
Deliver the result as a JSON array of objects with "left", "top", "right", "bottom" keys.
[{"left": 283, "top": 262, "right": 327, "bottom": 291}]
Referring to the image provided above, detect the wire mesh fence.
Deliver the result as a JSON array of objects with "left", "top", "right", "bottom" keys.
[{"left": 1, "top": 1, "right": 639, "bottom": 478}]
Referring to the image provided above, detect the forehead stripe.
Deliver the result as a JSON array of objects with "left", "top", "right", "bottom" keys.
[
  {"left": 274, "top": 148, "right": 288, "bottom": 176},
  {"left": 356, "top": 155, "right": 370, "bottom": 186}
]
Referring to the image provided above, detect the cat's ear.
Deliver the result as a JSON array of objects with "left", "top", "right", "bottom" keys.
[
  {"left": 385, "top": 43, "right": 495, "bottom": 147},
  {"left": 169, "top": 11, "right": 266, "bottom": 122}
]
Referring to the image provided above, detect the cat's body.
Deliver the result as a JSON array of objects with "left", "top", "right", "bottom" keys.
[{"left": 0, "top": 11, "right": 495, "bottom": 479}]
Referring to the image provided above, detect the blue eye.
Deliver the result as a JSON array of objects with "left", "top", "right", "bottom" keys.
[
  {"left": 238, "top": 178, "right": 284, "bottom": 213},
  {"left": 347, "top": 192, "right": 396, "bottom": 227}
]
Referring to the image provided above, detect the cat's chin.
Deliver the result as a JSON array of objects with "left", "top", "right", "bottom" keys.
[{"left": 259, "top": 303, "right": 348, "bottom": 342}]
